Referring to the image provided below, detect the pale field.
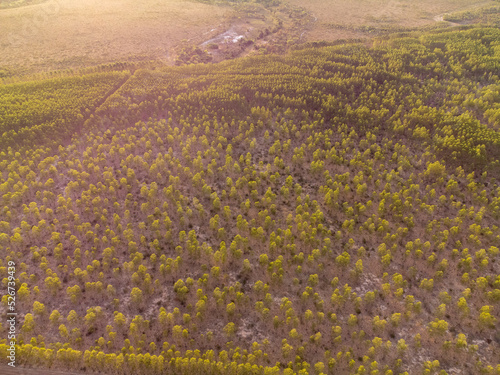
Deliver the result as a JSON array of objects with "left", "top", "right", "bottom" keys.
[
  {"left": 0, "top": 0, "right": 497, "bottom": 74},
  {"left": 0, "top": 0, "right": 232, "bottom": 72},
  {"left": 285, "top": 0, "right": 496, "bottom": 41}
]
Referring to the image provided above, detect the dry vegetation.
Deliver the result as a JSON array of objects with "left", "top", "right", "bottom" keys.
[
  {"left": 1, "top": 1, "right": 500, "bottom": 375},
  {"left": 0, "top": 0, "right": 231, "bottom": 73},
  {"left": 0, "top": 26, "right": 499, "bottom": 374},
  {"left": 285, "top": 0, "right": 498, "bottom": 42},
  {"left": 0, "top": 0, "right": 48, "bottom": 10},
  {"left": 1, "top": 0, "right": 498, "bottom": 76}
]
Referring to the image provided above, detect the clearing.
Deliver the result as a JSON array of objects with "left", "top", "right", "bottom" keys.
[
  {"left": 285, "top": 0, "right": 497, "bottom": 41},
  {"left": 1, "top": 0, "right": 498, "bottom": 75},
  {"left": 0, "top": 0, "right": 231, "bottom": 73}
]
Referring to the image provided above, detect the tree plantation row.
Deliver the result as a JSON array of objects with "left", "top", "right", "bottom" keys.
[{"left": 0, "top": 26, "right": 499, "bottom": 374}]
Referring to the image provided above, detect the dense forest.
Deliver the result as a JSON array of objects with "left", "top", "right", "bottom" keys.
[{"left": 0, "top": 26, "right": 500, "bottom": 374}]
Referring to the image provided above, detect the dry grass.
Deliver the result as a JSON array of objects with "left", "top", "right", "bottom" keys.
[
  {"left": 0, "top": 0, "right": 48, "bottom": 10},
  {"left": 285, "top": 0, "right": 496, "bottom": 42},
  {"left": 0, "top": 0, "right": 232, "bottom": 73},
  {"left": 1, "top": 0, "right": 497, "bottom": 75},
  {"left": 0, "top": 364, "right": 97, "bottom": 375}
]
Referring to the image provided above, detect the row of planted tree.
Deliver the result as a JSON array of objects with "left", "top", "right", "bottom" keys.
[{"left": 0, "top": 26, "right": 499, "bottom": 374}]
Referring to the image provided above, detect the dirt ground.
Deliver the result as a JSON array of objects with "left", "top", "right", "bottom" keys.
[
  {"left": 285, "top": 0, "right": 495, "bottom": 42},
  {"left": 0, "top": 0, "right": 496, "bottom": 75},
  {"left": 0, "top": 364, "right": 98, "bottom": 375},
  {"left": 0, "top": 0, "right": 232, "bottom": 73}
]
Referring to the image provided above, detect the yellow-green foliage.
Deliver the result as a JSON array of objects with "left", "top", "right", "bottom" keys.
[
  {"left": 0, "top": 27, "right": 499, "bottom": 375},
  {"left": 0, "top": 71, "right": 129, "bottom": 150}
]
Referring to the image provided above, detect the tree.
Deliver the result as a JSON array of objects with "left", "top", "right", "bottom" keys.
[
  {"left": 226, "top": 302, "right": 236, "bottom": 317},
  {"left": 50, "top": 310, "right": 61, "bottom": 325},
  {"left": 173, "top": 279, "right": 189, "bottom": 302},
  {"left": 114, "top": 312, "right": 127, "bottom": 330},
  {"left": 33, "top": 301, "right": 46, "bottom": 316},
  {"left": 130, "top": 287, "right": 144, "bottom": 306},
  {"left": 17, "top": 283, "right": 30, "bottom": 302},
  {"left": 45, "top": 276, "right": 62, "bottom": 295},
  {"left": 223, "top": 322, "right": 236, "bottom": 338},
  {"left": 67, "top": 310, "right": 79, "bottom": 325},
  {"left": 67, "top": 285, "right": 82, "bottom": 304},
  {"left": 21, "top": 313, "right": 35, "bottom": 333},
  {"left": 425, "top": 161, "right": 446, "bottom": 179},
  {"left": 372, "top": 316, "right": 387, "bottom": 332},
  {"left": 478, "top": 306, "right": 496, "bottom": 329},
  {"left": 428, "top": 319, "right": 448, "bottom": 336},
  {"left": 59, "top": 324, "right": 69, "bottom": 339},
  {"left": 455, "top": 333, "right": 468, "bottom": 349}
]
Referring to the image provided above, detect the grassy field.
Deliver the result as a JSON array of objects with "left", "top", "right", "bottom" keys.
[
  {"left": 285, "top": 0, "right": 497, "bottom": 42},
  {"left": 0, "top": 0, "right": 48, "bottom": 10},
  {"left": 1, "top": 0, "right": 498, "bottom": 75},
  {"left": 0, "top": 0, "right": 231, "bottom": 73}
]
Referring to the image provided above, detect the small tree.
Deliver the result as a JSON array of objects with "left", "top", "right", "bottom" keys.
[
  {"left": 478, "top": 306, "right": 496, "bottom": 329},
  {"left": 130, "top": 287, "right": 144, "bottom": 306}
]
